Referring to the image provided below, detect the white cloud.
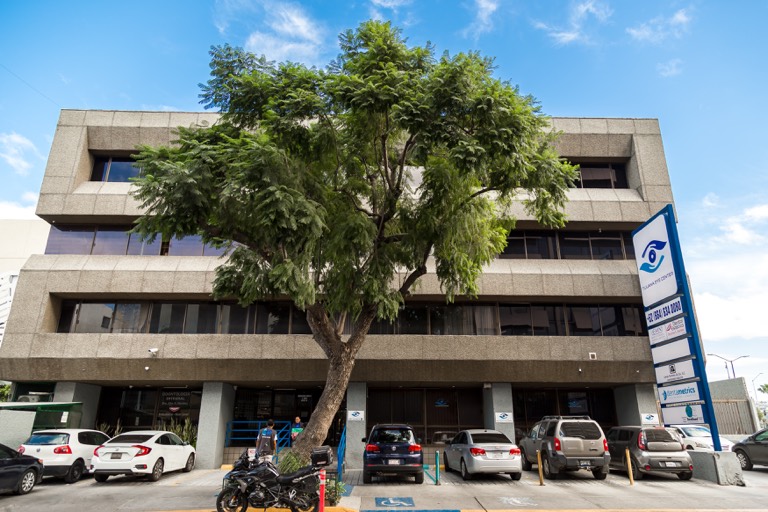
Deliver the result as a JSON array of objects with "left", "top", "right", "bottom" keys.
[
  {"left": 627, "top": 8, "right": 692, "bottom": 43},
  {"left": 657, "top": 58, "right": 682, "bottom": 77},
  {"left": 270, "top": 4, "right": 322, "bottom": 44},
  {"left": 371, "top": 0, "right": 411, "bottom": 8},
  {"left": 0, "top": 132, "right": 42, "bottom": 176},
  {"left": 744, "top": 204, "right": 768, "bottom": 221},
  {"left": 0, "top": 194, "right": 38, "bottom": 220},
  {"left": 245, "top": 32, "right": 321, "bottom": 63},
  {"left": 214, "top": 0, "right": 260, "bottom": 35},
  {"left": 721, "top": 219, "right": 763, "bottom": 245},
  {"left": 462, "top": 0, "right": 500, "bottom": 39},
  {"left": 533, "top": 0, "right": 612, "bottom": 45},
  {"left": 702, "top": 193, "right": 720, "bottom": 208}
]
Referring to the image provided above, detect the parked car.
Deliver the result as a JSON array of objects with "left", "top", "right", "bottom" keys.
[
  {"left": 519, "top": 415, "right": 610, "bottom": 480},
  {"left": 606, "top": 426, "right": 693, "bottom": 480},
  {"left": 443, "top": 429, "right": 522, "bottom": 481},
  {"left": 732, "top": 427, "right": 768, "bottom": 470},
  {"left": 91, "top": 431, "right": 195, "bottom": 482},
  {"left": 362, "top": 424, "right": 423, "bottom": 484},
  {"left": 0, "top": 443, "right": 44, "bottom": 495},
  {"left": 18, "top": 429, "right": 110, "bottom": 483},
  {"left": 667, "top": 424, "right": 733, "bottom": 451}
]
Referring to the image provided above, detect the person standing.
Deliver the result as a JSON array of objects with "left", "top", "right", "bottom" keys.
[
  {"left": 290, "top": 416, "right": 304, "bottom": 445},
  {"left": 256, "top": 419, "right": 277, "bottom": 462}
]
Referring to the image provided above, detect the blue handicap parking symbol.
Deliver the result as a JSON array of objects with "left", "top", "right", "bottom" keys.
[{"left": 375, "top": 497, "right": 415, "bottom": 507}]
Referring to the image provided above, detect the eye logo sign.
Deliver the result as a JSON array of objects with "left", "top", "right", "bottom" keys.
[{"left": 640, "top": 240, "right": 667, "bottom": 273}]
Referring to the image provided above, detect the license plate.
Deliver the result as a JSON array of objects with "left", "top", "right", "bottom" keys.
[
  {"left": 387, "top": 459, "right": 401, "bottom": 465},
  {"left": 487, "top": 452, "right": 502, "bottom": 459},
  {"left": 664, "top": 461, "right": 678, "bottom": 468},
  {"left": 579, "top": 460, "right": 591, "bottom": 467},
  {"left": 110, "top": 453, "right": 122, "bottom": 460}
]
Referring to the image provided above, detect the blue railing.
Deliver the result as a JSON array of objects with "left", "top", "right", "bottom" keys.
[
  {"left": 225, "top": 420, "right": 292, "bottom": 455},
  {"left": 336, "top": 424, "right": 346, "bottom": 479}
]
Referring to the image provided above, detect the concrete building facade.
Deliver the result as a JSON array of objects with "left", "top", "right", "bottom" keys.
[{"left": 0, "top": 110, "right": 675, "bottom": 468}]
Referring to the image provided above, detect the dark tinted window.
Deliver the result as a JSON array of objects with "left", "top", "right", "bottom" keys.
[
  {"left": 370, "top": 428, "right": 415, "bottom": 443},
  {"left": 560, "top": 421, "right": 602, "bottom": 440},
  {"left": 108, "top": 434, "right": 153, "bottom": 444},
  {"left": 75, "top": 303, "right": 115, "bottom": 333},
  {"left": 221, "top": 304, "right": 251, "bottom": 334},
  {"left": 150, "top": 303, "right": 187, "bottom": 334},
  {"left": 545, "top": 422, "right": 557, "bottom": 437},
  {"left": 168, "top": 235, "right": 204, "bottom": 256},
  {"left": 618, "top": 429, "right": 632, "bottom": 442},
  {"left": 470, "top": 432, "right": 511, "bottom": 444},
  {"left": 567, "top": 306, "right": 601, "bottom": 336},
  {"left": 45, "top": 226, "right": 95, "bottom": 254},
  {"left": 255, "top": 303, "right": 290, "bottom": 334},
  {"left": 92, "top": 227, "right": 130, "bottom": 255},
  {"left": 500, "top": 305, "right": 531, "bottom": 335},
  {"left": 399, "top": 305, "right": 428, "bottom": 334},
  {"left": 559, "top": 233, "right": 591, "bottom": 259},
  {"left": 570, "top": 162, "right": 628, "bottom": 189},
  {"left": 290, "top": 306, "right": 312, "bottom": 334},
  {"left": 25, "top": 433, "right": 69, "bottom": 445},
  {"left": 92, "top": 156, "right": 140, "bottom": 182},
  {"left": 644, "top": 428, "right": 677, "bottom": 443},
  {"left": 590, "top": 231, "right": 624, "bottom": 260}
]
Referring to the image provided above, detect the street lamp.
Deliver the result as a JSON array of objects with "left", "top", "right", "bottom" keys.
[
  {"left": 707, "top": 353, "right": 749, "bottom": 379},
  {"left": 753, "top": 373, "right": 764, "bottom": 402}
]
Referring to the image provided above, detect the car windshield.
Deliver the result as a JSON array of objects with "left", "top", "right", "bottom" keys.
[
  {"left": 108, "top": 434, "right": 153, "bottom": 444},
  {"left": 681, "top": 426, "right": 712, "bottom": 437},
  {"left": 471, "top": 433, "right": 511, "bottom": 444},
  {"left": 370, "top": 429, "right": 415, "bottom": 444},
  {"left": 25, "top": 433, "right": 70, "bottom": 445}
]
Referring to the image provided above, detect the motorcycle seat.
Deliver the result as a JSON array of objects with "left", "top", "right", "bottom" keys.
[{"left": 276, "top": 466, "right": 315, "bottom": 484}]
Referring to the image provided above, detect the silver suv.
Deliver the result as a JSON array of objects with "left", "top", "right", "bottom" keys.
[
  {"left": 519, "top": 415, "right": 610, "bottom": 480},
  {"left": 606, "top": 426, "right": 693, "bottom": 480}
]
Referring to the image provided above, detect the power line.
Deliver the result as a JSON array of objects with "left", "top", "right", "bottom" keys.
[{"left": 0, "top": 62, "right": 61, "bottom": 108}]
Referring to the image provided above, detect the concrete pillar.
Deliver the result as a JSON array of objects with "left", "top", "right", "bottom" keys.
[
  {"left": 345, "top": 382, "right": 367, "bottom": 469},
  {"left": 196, "top": 382, "right": 235, "bottom": 469},
  {"left": 614, "top": 383, "right": 658, "bottom": 425},
  {"left": 53, "top": 382, "right": 102, "bottom": 429},
  {"left": 482, "top": 383, "right": 517, "bottom": 442}
]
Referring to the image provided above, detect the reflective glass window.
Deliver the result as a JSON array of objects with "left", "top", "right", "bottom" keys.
[
  {"left": 92, "top": 227, "right": 130, "bottom": 255},
  {"left": 45, "top": 226, "right": 95, "bottom": 254},
  {"left": 127, "top": 233, "right": 162, "bottom": 255},
  {"left": 590, "top": 232, "right": 623, "bottom": 260},
  {"left": 168, "top": 235, "right": 204, "bottom": 256},
  {"left": 431, "top": 305, "right": 476, "bottom": 335},
  {"left": 203, "top": 243, "right": 227, "bottom": 257},
  {"left": 106, "top": 158, "right": 140, "bottom": 182},
  {"left": 532, "top": 305, "right": 566, "bottom": 335},
  {"left": 567, "top": 306, "right": 602, "bottom": 336},
  {"left": 526, "top": 231, "right": 557, "bottom": 259},
  {"left": 501, "top": 236, "right": 526, "bottom": 258},
  {"left": 369, "top": 317, "right": 396, "bottom": 334},
  {"left": 255, "top": 303, "right": 290, "bottom": 334},
  {"left": 149, "top": 303, "right": 187, "bottom": 334},
  {"left": 499, "top": 304, "right": 532, "bottom": 335},
  {"left": 559, "top": 233, "right": 591, "bottom": 259},
  {"left": 57, "top": 301, "right": 77, "bottom": 333},
  {"left": 75, "top": 303, "right": 115, "bottom": 333},
  {"left": 291, "top": 306, "right": 312, "bottom": 334},
  {"left": 184, "top": 303, "right": 219, "bottom": 334},
  {"left": 221, "top": 304, "right": 251, "bottom": 334},
  {"left": 398, "top": 305, "right": 429, "bottom": 334},
  {"left": 112, "top": 303, "right": 151, "bottom": 333},
  {"left": 622, "top": 233, "right": 635, "bottom": 260},
  {"left": 621, "top": 306, "right": 645, "bottom": 336}
]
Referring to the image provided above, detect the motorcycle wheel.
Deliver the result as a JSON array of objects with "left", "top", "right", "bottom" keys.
[
  {"left": 216, "top": 488, "right": 248, "bottom": 512},
  {"left": 290, "top": 500, "right": 319, "bottom": 512}
]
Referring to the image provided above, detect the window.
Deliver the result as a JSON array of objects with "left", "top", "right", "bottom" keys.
[
  {"left": 567, "top": 306, "right": 602, "bottom": 336},
  {"left": 255, "top": 304, "right": 290, "bottom": 334},
  {"left": 75, "top": 303, "right": 115, "bottom": 333},
  {"left": 150, "top": 303, "right": 187, "bottom": 333},
  {"left": 45, "top": 225, "right": 95, "bottom": 254},
  {"left": 127, "top": 232, "right": 162, "bottom": 255},
  {"left": 168, "top": 235, "right": 204, "bottom": 256},
  {"left": 570, "top": 162, "right": 628, "bottom": 189},
  {"left": 221, "top": 304, "right": 253, "bottom": 334},
  {"left": 112, "top": 304, "right": 150, "bottom": 333},
  {"left": 501, "top": 231, "right": 556, "bottom": 259},
  {"left": 92, "top": 227, "right": 130, "bottom": 255},
  {"left": 91, "top": 156, "right": 140, "bottom": 182},
  {"left": 184, "top": 303, "right": 219, "bottom": 334}
]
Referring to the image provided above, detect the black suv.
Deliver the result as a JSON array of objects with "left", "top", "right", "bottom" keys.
[
  {"left": 362, "top": 424, "right": 424, "bottom": 484},
  {"left": 519, "top": 415, "right": 610, "bottom": 480}
]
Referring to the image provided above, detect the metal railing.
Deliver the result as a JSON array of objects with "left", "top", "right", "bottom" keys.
[
  {"left": 225, "top": 420, "right": 292, "bottom": 455},
  {"left": 336, "top": 424, "right": 346, "bottom": 480}
]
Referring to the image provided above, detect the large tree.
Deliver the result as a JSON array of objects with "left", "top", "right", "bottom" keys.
[{"left": 132, "top": 20, "right": 576, "bottom": 458}]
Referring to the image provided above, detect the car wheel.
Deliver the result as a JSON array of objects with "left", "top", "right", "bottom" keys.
[
  {"left": 509, "top": 472, "right": 522, "bottom": 481},
  {"left": 183, "top": 453, "right": 195, "bottom": 472},
  {"left": 678, "top": 471, "right": 693, "bottom": 480},
  {"left": 64, "top": 459, "right": 85, "bottom": 483},
  {"left": 148, "top": 458, "right": 164, "bottom": 482},
  {"left": 94, "top": 474, "right": 109, "bottom": 483},
  {"left": 443, "top": 452, "right": 450, "bottom": 472},
  {"left": 630, "top": 457, "right": 643, "bottom": 481},
  {"left": 460, "top": 459, "right": 472, "bottom": 481},
  {"left": 520, "top": 449, "right": 532, "bottom": 471},
  {"left": 363, "top": 471, "right": 372, "bottom": 484},
  {"left": 593, "top": 468, "right": 608, "bottom": 480},
  {"left": 735, "top": 449, "right": 753, "bottom": 470},
  {"left": 414, "top": 472, "right": 424, "bottom": 484},
  {"left": 16, "top": 469, "right": 36, "bottom": 495},
  {"left": 542, "top": 455, "right": 556, "bottom": 480}
]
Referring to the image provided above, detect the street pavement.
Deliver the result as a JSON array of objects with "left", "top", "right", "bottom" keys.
[{"left": 2, "top": 466, "right": 768, "bottom": 512}]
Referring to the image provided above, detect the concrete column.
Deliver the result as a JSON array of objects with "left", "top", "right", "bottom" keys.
[
  {"left": 482, "top": 383, "right": 517, "bottom": 442},
  {"left": 196, "top": 382, "right": 235, "bottom": 469},
  {"left": 345, "top": 382, "right": 367, "bottom": 469},
  {"left": 613, "top": 383, "right": 658, "bottom": 425},
  {"left": 53, "top": 382, "right": 102, "bottom": 429}
]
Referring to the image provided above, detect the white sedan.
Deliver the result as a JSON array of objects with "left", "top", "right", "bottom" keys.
[
  {"left": 91, "top": 431, "right": 195, "bottom": 482},
  {"left": 443, "top": 429, "right": 523, "bottom": 480}
]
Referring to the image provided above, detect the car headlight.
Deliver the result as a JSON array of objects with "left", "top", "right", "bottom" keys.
[{"left": 694, "top": 441, "right": 709, "bottom": 448}]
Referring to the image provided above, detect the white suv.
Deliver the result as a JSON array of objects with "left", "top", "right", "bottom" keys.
[{"left": 19, "top": 429, "right": 111, "bottom": 482}]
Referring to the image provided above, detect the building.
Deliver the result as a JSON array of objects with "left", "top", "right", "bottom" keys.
[{"left": 0, "top": 110, "right": 675, "bottom": 468}]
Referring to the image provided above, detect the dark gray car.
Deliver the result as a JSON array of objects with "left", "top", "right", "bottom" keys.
[
  {"left": 518, "top": 415, "right": 610, "bottom": 480},
  {"left": 606, "top": 426, "right": 693, "bottom": 480},
  {"left": 733, "top": 427, "right": 768, "bottom": 470}
]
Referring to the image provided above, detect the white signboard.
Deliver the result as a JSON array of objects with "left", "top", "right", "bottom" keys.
[
  {"left": 641, "top": 413, "right": 659, "bottom": 425},
  {"left": 347, "top": 410, "right": 365, "bottom": 422},
  {"left": 645, "top": 296, "right": 684, "bottom": 327},
  {"left": 659, "top": 382, "right": 701, "bottom": 406},
  {"left": 495, "top": 412, "right": 514, "bottom": 423},
  {"left": 633, "top": 214, "right": 678, "bottom": 306},
  {"left": 655, "top": 358, "right": 696, "bottom": 384},
  {"left": 662, "top": 404, "right": 705, "bottom": 425},
  {"left": 651, "top": 338, "right": 691, "bottom": 365},
  {"left": 649, "top": 317, "right": 688, "bottom": 346}
]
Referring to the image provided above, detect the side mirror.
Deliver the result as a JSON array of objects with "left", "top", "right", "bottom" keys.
[
  {"left": 417, "top": 438, "right": 422, "bottom": 444},
  {"left": 361, "top": 437, "right": 367, "bottom": 443}
]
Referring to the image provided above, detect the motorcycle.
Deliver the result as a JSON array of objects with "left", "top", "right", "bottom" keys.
[{"left": 216, "top": 447, "right": 332, "bottom": 512}]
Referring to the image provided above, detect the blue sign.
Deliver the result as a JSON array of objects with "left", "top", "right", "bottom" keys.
[
  {"left": 632, "top": 205, "right": 723, "bottom": 450},
  {"left": 375, "top": 497, "right": 415, "bottom": 507}
]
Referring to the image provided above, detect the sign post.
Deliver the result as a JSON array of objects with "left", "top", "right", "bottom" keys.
[{"left": 632, "top": 204, "right": 721, "bottom": 450}]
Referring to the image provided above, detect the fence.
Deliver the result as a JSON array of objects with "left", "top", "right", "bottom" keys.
[{"left": 712, "top": 399, "right": 758, "bottom": 435}]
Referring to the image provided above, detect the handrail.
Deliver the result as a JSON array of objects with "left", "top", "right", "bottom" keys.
[
  {"left": 336, "top": 424, "right": 347, "bottom": 480},
  {"left": 226, "top": 420, "right": 292, "bottom": 455}
]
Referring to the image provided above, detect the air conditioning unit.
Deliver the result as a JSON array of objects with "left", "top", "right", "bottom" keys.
[{"left": 17, "top": 395, "right": 43, "bottom": 403}]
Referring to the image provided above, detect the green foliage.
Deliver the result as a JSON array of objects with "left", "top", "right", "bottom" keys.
[
  {"left": 0, "top": 384, "right": 10, "bottom": 402},
  {"left": 161, "top": 417, "right": 198, "bottom": 447},
  {"left": 324, "top": 479, "right": 346, "bottom": 506},
  {"left": 277, "top": 449, "right": 307, "bottom": 474},
  {"left": 759, "top": 383, "right": 768, "bottom": 396},
  {"left": 97, "top": 419, "right": 123, "bottom": 438}
]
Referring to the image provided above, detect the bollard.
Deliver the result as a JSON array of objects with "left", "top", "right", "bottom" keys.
[
  {"left": 536, "top": 450, "right": 544, "bottom": 486},
  {"left": 319, "top": 467, "right": 326, "bottom": 512},
  {"left": 435, "top": 451, "right": 441, "bottom": 485},
  {"left": 625, "top": 448, "right": 634, "bottom": 486}
]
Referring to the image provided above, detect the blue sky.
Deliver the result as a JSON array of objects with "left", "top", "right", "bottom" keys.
[{"left": 1, "top": 0, "right": 766, "bottom": 396}]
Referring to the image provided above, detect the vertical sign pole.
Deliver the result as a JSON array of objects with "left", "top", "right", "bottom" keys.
[{"left": 319, "top": 467, "right": 326, "bottom": 512}]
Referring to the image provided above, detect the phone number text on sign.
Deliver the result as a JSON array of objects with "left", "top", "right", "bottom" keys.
[{"left": 646, "top": 296, "right": 683, "bottom": 327}]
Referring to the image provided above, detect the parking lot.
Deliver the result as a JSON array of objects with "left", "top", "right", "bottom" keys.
[{"left": 2, "top": 465, "right": 768, "bottom": 512}]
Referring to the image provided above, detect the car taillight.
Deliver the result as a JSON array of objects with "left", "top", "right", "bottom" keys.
[
  {"left": 469, "top": 447, "right": 486, "bottom": 456},
  {"left": 133, "top": 445, "right": 152, "bottom": 456},
  {"left": 603, "top": 438, "right": 609, "bottom": 452},
  {"left": 94, "top": 445, "right": 104, "bottom": 457},
  {"left": 689, "top": 464, "right": 694, "bottom": 470},
  {"left": 509, "top": 447, "right": 521, "bottom": 456},
  {"left": 554, "top": 437, "right": 561, "bottom": 451},
  {"left": 365, "top": 444, "right": 380, "bottom": 453},
  {"left": 637, "top": 432, "right": 646, "bottom": 450},
  {"left": 54, "top": 445, "right": 72, "bottom": 454},
  {"left": 408, "top": 444, "right": 422, "bottom": 453},
  {"left": 18, "top": 446, "right": 25, "bottom": 454}
]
